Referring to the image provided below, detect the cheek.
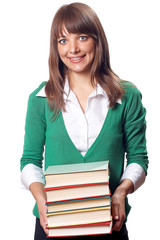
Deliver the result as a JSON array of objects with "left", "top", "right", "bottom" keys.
[
  {"left": 57, "top": 46, "right": 67, "bottom": 59},
  {"left": 85, "top": 42, "right": 95, "bottom": 56}
]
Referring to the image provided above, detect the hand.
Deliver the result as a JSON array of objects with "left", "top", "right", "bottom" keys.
[
  {"left": 37, "top": 197, "right": 49, "bottom": 236},
  {"left": 29, "top": 182, "right": 49, "bottom": 235},
  {"left": 111, "top": 179, "right": 134, "bottom": 231},
  {"left": 111, "top": 188, "right": 126, "bottom": 231}
]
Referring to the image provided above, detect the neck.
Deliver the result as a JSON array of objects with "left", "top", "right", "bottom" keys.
[{"left": 68, "top": 71, "right": 96, "bottom": 90}]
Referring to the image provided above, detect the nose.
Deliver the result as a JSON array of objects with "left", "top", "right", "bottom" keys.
[{"left": 69, "top": 40, "right": 80, "bottom": 54}]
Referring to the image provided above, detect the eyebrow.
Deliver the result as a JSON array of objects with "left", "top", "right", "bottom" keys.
[
  {"left": 58, "top": 33, "right": 88, "bottom": 38},
  {"left": 58, "top": 35, "right": 67, "bottom": 39}
]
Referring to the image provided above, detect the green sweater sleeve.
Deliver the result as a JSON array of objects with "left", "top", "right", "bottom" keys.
[
  {"left": 123, "top": 86, "right": 149, "bottom": 174},
  {"left": 20, "top": 82, "right": 47, "bottom": 171}
]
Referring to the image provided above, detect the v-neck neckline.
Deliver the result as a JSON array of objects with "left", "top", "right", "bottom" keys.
[{"left": 60, "top": 107, "right": 111, "bottom": 160}]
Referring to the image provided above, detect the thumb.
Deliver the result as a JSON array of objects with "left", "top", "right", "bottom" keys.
[
  {"left": 112, "top": 204, "right": 119, "bottom": 221},
  {"left": 43, "top": 205, "right": 48, "bottom": 225},
  {"left": 40, "top": 208, "right": 49, "bottom": 235}
]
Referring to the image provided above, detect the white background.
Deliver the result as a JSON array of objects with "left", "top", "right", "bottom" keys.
[{"left": 0, "top": 0, "right": 159, "bottom": 239}]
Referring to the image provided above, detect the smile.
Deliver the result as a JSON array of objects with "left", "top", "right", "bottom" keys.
[{"left": 68, "top": 55, "right": 86, "bottom": 63}]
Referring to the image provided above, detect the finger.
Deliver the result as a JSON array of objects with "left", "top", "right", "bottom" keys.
[
  {"left": 112, "top": 205, "right": 120, "bottom": 231},
  {"left": 44, "top": 227, "right": 49, "bottom": 236},
  {"left": 113, "top": 219, "right": 122, "bottom": 231},
  {"left": 111, "top": 202, "right": 120, "bottom": 231},
  {"left": 113, "top": 212, "right": 125, "bottom": 231},
  {"left": 112, "top": 203, "right": 119, "bottom": 221},
  {"left": 40, "top": 216, "right": 49, "bottom": 235},
  {"left": 40, "top": 206, "right": 49, "bottom": 235}
]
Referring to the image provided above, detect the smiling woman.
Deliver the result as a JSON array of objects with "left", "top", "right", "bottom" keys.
[
  {"left": 45, "top": 2, "right": 124, "bottom": 118},
  {"left": 57, "top": 32, "right": 95, "bottom": 75},
  {"left": 56, "top": 31, "right": 96, "bottom": 113},
  {"left": 20, "top": 2, "right": 148, "bottom": 240}
]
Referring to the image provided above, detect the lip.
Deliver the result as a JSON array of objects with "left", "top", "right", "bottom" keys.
[{"left": 68, "top": 54, "right": 86, "bottom": 63}]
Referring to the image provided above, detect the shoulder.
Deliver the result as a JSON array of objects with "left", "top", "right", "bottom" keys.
[
  {"left": 29, "top": 81, "right": 47, "bottom": 99},
  {"left": 27, "top": 81, "right": 47, "bottom": 114},
  {"left": 119, "top": 80, "right": 145, "bottom": 118},
  {"left": 121, "top": 80, "right": 142, "bottom": 103}
]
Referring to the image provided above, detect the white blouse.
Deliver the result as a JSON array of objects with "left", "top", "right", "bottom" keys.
[{"left": 21, "top": 78, "right": 146, "bottom": 191}]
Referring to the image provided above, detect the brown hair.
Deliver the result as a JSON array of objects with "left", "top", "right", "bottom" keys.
[{"left": 45, "top": 2, "right": 124, "bottom": 119}]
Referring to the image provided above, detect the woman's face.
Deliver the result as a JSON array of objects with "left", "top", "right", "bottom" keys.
[{"left": 57, "top": 29, "right": 95, "bottom": 75}]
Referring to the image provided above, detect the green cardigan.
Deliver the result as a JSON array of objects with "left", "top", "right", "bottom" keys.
[{"left": 20, "top": 81, "right": 148, "bottom": 219}]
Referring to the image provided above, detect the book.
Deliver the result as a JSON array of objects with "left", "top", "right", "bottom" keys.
[
  {"left": 47, "top": 221, "right": 111, "bottom": 228},
  {"left": 44, "top": 160, "right": 112, "bottom": 237},
  {"left": 46, "top": 206, "right": 112, "bottom": 228},
  {"left": 46, "top": 196, "right": 110, "bottom": 213},
  {"left": 44, "top": 161, "right": 109, "bottom": 188},
  {"left": 44, "top": 182, "right": 110, "bottom": 203},
  {"left": 47, "top": 221, "right": 113, "bottom": 237}
]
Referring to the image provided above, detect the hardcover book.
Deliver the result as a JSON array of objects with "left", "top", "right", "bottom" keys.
[{"left": 44, "top": 160, "right": 112, "bottom": 237}]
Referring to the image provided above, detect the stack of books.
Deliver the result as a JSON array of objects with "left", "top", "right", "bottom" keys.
[{"left": 44, "top": 161, "right": 112, "bottom": 237}]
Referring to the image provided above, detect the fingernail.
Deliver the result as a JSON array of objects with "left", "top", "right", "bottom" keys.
[{"left": 114, "top": 215, "right": 119, "bottom": 220}]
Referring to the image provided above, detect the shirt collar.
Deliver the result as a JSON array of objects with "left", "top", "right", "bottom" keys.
[
  {"left": 63, "top": 77, "right": 108, "bottom": 101},
  {"left": 63, "top": 77, "right": 122, "bottom": 104},
  {"left": 63, "top": 77, "right": 71, "bottom": 101},
  {"left": 36, "top": 78, "right": 122, "bottom": 104}
]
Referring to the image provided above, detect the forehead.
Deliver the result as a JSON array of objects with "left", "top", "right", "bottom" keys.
[
  {"left": 58, "top": 27, "right": 84, "bottom": 38},
  {"left": 56, "top": 20, "right": 92, "bottom": 39},
  {"left": 58, "top": 26, "right": 70, "bottom": 37}
]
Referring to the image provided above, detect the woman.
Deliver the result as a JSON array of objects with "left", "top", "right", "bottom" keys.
[{"left": 20, "top": 2, "right": 148, "bottom": 240}]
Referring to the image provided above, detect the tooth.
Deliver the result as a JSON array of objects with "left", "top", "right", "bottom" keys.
[{"left": 71, "top": 58, "right": 81, "bottom": 60}]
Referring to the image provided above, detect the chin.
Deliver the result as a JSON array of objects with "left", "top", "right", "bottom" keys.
[{"left": 68, "top": 65, "right": 91, "bottom": 74}]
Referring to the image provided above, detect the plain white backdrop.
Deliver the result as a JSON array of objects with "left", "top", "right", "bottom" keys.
[{"left": 0, "top": 0, "right": 159, "bottom": 239}]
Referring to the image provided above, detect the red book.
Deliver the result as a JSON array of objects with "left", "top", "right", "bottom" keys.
[
  {"left": 45, "top": 182, "right": 110, "bottom": 203},
  {"left": 46, "top": 221, "right": 113, "bottom": 237},
  {"left": 47, "top": 221, "right": 111, "bottom": 229}
]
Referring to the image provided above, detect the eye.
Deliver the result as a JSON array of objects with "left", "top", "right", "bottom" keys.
[
  {"left": 58, "top": 39, "right": 67, "bottom": 45},
  {"left": 79, "top": 35, "right": 88, "bottom": 41}
]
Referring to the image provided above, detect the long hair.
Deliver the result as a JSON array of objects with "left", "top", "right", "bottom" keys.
[{"left": 45, "top": 2, "right": 124, "bottom": 119}]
